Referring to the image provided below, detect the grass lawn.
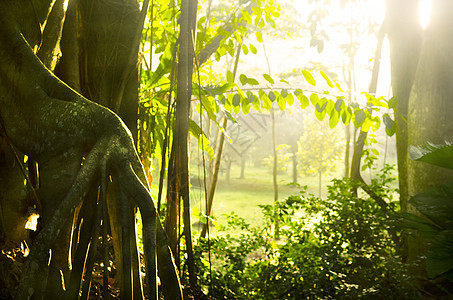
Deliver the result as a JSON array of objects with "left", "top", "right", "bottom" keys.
[
  {"left": 190, "top": 164, "right": 339, "bottom": 232},
  {"left": 150, "top": 162, "right": 397, "bottom": 233}
]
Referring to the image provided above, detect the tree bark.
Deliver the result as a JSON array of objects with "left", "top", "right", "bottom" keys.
[
  {"left": 165, "top": 0, "right": 197, "bottom": 288},
  {"left": 407, "top": 0, "right": 453, "bottom": 264},
  {"left": 0, "top": 1, "right": 181, "bottom": 298},
  {"left": 386, "top": 0, "right": 422, "bottom": 213}
]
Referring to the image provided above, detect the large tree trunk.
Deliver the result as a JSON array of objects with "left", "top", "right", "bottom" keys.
[
  {"left": 0, "top": 0, "right": 181, "bottom": 298},
  {"left": 407, "top": 0, "right": 453, "bottom": 267},
  {"left": 76, "top": 1, "right": 144, "bottom": 296},
  {"left": 386, "top": 0, "right": 422, "bottom": 214}
]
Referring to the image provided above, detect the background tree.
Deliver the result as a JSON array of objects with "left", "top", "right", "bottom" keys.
[{"left": 297, "top": 117, "right": 344, "bottom": 198}]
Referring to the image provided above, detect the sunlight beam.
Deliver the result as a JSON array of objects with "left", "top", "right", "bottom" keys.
[{"left": 419, "top": 0, "right": 432, "bottom": 29}]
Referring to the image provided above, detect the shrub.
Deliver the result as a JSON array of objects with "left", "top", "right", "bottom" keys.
[{"left": 193, "top": 166, "right": 419, "bottom": 299}]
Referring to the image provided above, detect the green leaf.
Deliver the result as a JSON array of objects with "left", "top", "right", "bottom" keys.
[
  {"left": 255, "top": 31, "right": 263, "bottom": 43},
  {"left": 326, "top": 99, "right": 335, "bottom": 116},
  {"left": 279, "top": 78, "right": 289, "bottom": 84},
  {"left": 302, "top": 70, "right": 316, "bottom": 86},
  {"left": 316, "top": 101, "right": 327, "bottom": 112},
  {"left": 341, "top": 108, "right": 352, "bottom": 125},
  {"left": 259, "top": 90, "right": 272, "bottom": 110},
  {"left": 300, "top": 95, "right": 309, "bottom": 109},
  {"left": 263, "top": 74, "right": 274, "bottom": 84},
  {"left": 383, "top": 114, "right": 394, "bottom": 129},
  {"left": 426, "top": 230, "right": 453, "bottom": 278},
  {"left": 242, "top": 95, "right": 251, "bottom": 114},
  {"left": 277, "top": 94, "right": 286, "bottom": 110},
  {"left": 314, "top": 99, "right": 327, "bottom": 120},
  {"left": 335, "top": 98, "right": 344, "bottom": 112},
  {"left": 225, "top": 93, "right": 233, "bottom": 111},
  {"left": 226, "top": 70, "right": 234, "bottom": 83},
  {"left": 361, "top": 118, "right": 373, "bottom": 132},
  {"left": 281, "top": 89, "right": 288, "bottom": 98},
  {"left": 239, "top": 74, "right": 247, "bottom": 85},
  {"left": 309, "top": 93, "right": 319, "bottom": 106},
  {"left": 334, "top": 80, "right": 344, "bottom": 92},
  {"left": 410, "top": 142, "right": 453, "bottom": 170},
  {"left": 329, "top": 111, "right": 340, "bottom": 128},
  {"left": 385, "top": 125, "right": 396, "bottom": 137},
  {"left": 242, "top": 44, "right": 249, "bottom": 55},
  {"left": 314, "top": 109, "right": 326, "bottom": 121},
  {"left": 372, "top": 116, "right": 381, "bottom": 131},
  {"left": 268, "top": 91, "right": 276, "bottom": 102},
  {"left": 249, "top": 44, "right": 257, "bottom": 54},
  {"left": 189, "top": 120, "right": 215, "bottom": 159},
  {"left": 388, "top": 96, "right": 398, "bottom": 109},
  {"left": 294, "top": 90, "right": 308, "bottom": 109},
  {"left": 247, "top": 77, "right": 259, "bottom": 85},
  {"left": 241, "top": 10, "right": 252, "bottom": 25},
  {"left": 233, "top": 94, "right": 241, "bottom": 106},
  {"left": 251, "top": 93, "right": 260, "bottom": 110},
  {"left": 402, "top": 212, "right": 442, "bottom": 241},
  {"left": 286, "top": 93, "right": 294, "bottom": 106},
  {"left": 410, "top": 185, "right": 453, "bottom": 229},
  {"left": 233, "top": 103, "right": 241, "bottom": 114},
  {"left": 320, "top": 70, "right": 333, "bottom": 88},
  {"left": 384, "top": 113, "right": 396, "bottom": 136},
  {"left": 355, "top": 110, "right": 366, "bottom": 125},
  {"left": 277, "top": 96, "right": 286, "bottom": 110},
  {"left": 199, "top": 95, "right": 217, "bottom": 121}
]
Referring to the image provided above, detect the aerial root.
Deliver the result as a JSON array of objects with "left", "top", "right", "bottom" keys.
[
  {"left": 15, "top": 137, "right": 159, "bottom": 300},
  {"left": 118, "top": 160, "right": 158, "bottom": 300}
]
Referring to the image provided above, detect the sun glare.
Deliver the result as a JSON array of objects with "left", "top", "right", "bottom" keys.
[{"left": 419, "top": 0, "right": 432, "bottom": 29}]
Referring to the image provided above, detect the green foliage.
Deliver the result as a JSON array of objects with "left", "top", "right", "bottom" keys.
[
  {"left": 297, "top": 117, "right": 343, "bottom": 177},
  {"left": 262, "top": 144, "right": 293, "bottom": 174},
  {"left": 139, "top": 0, "right": 395, "bottom": 168},
  {"left": 192, "top": 166, "right": 418, "bottom": 299},
  {"left": 140, "top": 0, "right": 286, "bottom": 162},
  {"left": 404, "top": 142, "right": 453, "bottom": 281}
]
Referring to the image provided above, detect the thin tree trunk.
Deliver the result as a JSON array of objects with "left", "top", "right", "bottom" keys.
[
  {"left": 349, "top": 23, "right": 385, "bottom": 181},
  {"left": 165, "top": 0, "right": 197, "bottom": 287},
  {"left": 271, "top": 109, "right": 279, "bottom": 239},
  {"left": 318, "top": 171, "right": 322, "bottom": 199},
  {"left": 200, "top": 116, "right": 227, "bottom": 238},
  {"left": 200, "top": 42, "right": 241, "bottom": 238},
  {"left": 292, "top": 149, "right": 298, "bottom": 183},
  {"left": 343, "top": 19, "right": 354, "bottom": 178},
  {"left": 344, "top": 123, "right": 351, "bottom": 177},
  {"left": 225, "top": 159, "right": 232, "bottom": 184},
  {"left": 240, "top": 156, "right": 246, "bottom": 179}
]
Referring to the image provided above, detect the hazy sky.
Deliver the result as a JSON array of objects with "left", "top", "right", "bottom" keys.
[{"left": 236, "top": 0, "right": 431, "bottom": 102}]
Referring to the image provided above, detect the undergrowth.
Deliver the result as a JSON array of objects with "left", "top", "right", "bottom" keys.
[{"left": 188, "top": 165, "right": 420, "bottom": 299}]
